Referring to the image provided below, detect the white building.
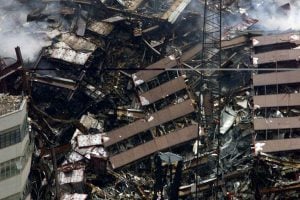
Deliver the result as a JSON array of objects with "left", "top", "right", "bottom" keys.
[{"left": 0, "top": 94, "right": 32, "bottom": 200}]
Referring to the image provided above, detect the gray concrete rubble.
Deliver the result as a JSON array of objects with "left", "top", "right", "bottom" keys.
[{"left": 0, "top": 0, "right": 300, "bottom": 199}]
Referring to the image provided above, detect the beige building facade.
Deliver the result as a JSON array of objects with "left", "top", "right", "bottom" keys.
[{"left": 0, "top": 95, "right": 32, "bottom": 200}]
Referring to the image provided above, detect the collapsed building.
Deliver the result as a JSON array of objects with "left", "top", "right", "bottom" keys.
[{"left": 0, "top": 0, "right": 300, "bottom": 199}]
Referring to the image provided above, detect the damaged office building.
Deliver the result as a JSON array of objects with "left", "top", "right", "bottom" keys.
[{"left": 0, "top": 0, "right": 300, "bottom": 199}]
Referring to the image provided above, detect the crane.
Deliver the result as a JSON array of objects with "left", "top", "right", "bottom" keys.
[{"left": 195, "top": 0, "right": 222, "bottom": 199}]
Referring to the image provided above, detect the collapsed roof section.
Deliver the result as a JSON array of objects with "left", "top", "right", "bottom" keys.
[
  {"left": 45, "top": 33, "right": 98, "bottom": 66},
  {"left": 132, "top": 43, "right": 202, "bottom": 86}
]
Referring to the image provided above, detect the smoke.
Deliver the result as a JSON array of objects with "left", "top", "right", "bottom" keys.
[
  {"left": 0, "top": 0, "right": 49, "bottom": 61},
  {"left": 248, "top": 1, "right": 300, "bottom": 31}
]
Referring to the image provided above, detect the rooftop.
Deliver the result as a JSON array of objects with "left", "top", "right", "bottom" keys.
[{"left": 0, "top": 94, "right": 23, "bottom": 116}]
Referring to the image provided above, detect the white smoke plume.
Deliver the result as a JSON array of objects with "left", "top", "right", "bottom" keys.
[
  {"left": 248, "top": 0, "right": 300, "bottom": 31},
  {"left": 0, "top": 0, "right": 50, "bottom": 62}
]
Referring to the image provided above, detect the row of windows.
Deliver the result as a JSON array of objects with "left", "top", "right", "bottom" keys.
[
  {"left": 139, "top": 70, "right": 179, "bottom": 92},
  {"left": 0, "top": 118, "right": 28, "bottom": 149},
  {"left": 0, "top": 140, "right": 32, "bottom": 181},
  {"left": 108, "top": 113, "right": 195, "bottom": 156},
  {"left": 254, "top": 82, "right": 300, "bottom": 95},
  {"left": 0, "top": 157, "right": 21, "bottom": 180}
]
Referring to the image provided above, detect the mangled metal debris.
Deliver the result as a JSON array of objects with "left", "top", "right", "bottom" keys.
[
  {"left": 60, "top": 193, "right": 88, "bottom": 200},
  {"left": 220, "top": 106, "right": 237, "bottom": 134},
  {"left": 46, "top": 43, "right": 93, "bottom": 65},
  {"left": 2, "top": 0, "right": 300, "bottom": 199},
  {"left": 58, "top": 168, "right": 85, "bottom": 185},
  {"left": 87, "top": 21, "right": 114, "bottom": 36},
  {"left": 77, "top": 134, "right": 109, "bottom": 148},
  {"left": 45, "top": 33, "right": 98, "bottom": 65}
]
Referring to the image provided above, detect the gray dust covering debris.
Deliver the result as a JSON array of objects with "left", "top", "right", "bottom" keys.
[{"left": 0, "top": 93, "right": 23, "bottom": 115}]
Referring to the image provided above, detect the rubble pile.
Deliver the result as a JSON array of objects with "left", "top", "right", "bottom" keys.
[
  {"left": 23, "top": 0, "right": 207, "bottom": 199},
  {"left": 0, "top": 0, "right": 300, "bottom": 199}
]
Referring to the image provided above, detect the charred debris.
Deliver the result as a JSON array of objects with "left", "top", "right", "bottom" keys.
[{"left": 0, "top": 0, "right": 300, "bottom": 199}]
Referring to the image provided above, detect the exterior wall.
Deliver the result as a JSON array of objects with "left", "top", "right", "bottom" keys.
[
  {"left": 0, "top": 100, "right": 27, "bottom": 132},
  {"left": 252, "top": 34, "right": 300, "bottom": 153},
  {"left": 0, "top": 134, "right": 29, "bottom": 163},
  {"left": 138, "top": 76, "right": 186, "bottom": 105},
  {"left": 110, "top": 125, "right": 198, "bottom": 169},
  {"left": 0, "top": 98, "right": 32, "bottom": 200},
  {"left": 0, "top": 155, "right": 32, "bottom": 199},
  {"left": 255, "top": 138, "right": 300, "bottom": 153},
  {"left": 105, "top": 99, "right": 195, "bottom": 147}
]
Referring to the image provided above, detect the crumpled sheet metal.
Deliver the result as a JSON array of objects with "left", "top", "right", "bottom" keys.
[
  {"left": 162, "top": 0, "right": 192, "bottom": 24},
  {"left": 87, "top": 21, "right": 114, "bottom": 36},
  {"left": 64, "top": 151, "right": 84, "bottom": 163},
  {"left": 58, "top": 168, "right": 85, "bottom": 184},
  {"left": 71, "top": 114, "right": 104, "bottom": 147},
  {"left": 80, "top": 114, "right": 103, "bottom": 130},
  {"left": 60, "top": 33, "right": 97, "bottom": 52},
  {"left": 60, "top": 193, "right": 88, "bottom": 200},
  {"left": 46, "top": 42, "right": 93, "bottom": 65},
  {"left": 77, "top": 133, "right": 110, "bottom": 148},
  {"left": 45, "top": 33, "right": 98, "bottom": 65},
  {"left": 63, "top": 146, "right": 108, "bottom": 164},
  {"left": 220, "top": 106, "right": 237, "bottom": 134}
]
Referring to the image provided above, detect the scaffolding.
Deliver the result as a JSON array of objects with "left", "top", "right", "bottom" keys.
[{"left": 195, "top": 0, "right": 222, "bottom": 199}]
